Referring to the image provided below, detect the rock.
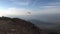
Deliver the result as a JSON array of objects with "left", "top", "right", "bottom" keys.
[{"left": 0, "top": 17, "right": 41, "bottom": 34}]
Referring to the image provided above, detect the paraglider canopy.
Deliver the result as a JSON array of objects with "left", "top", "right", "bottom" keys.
[
  {"left": 26, "top": 11, "right": 31, "bottom": 15},
  {"left": 27, "top": 12, "right": 31, "bottom": 15}
]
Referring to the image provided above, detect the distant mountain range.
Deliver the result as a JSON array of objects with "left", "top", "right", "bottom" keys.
[
  {"left": 28, "top": 19, "right": 55, "bottom": 25},
  {"left": 27, "top": 19, "right": 60, "bottom": 29},
  {"left": 6, "top": 14, "right": 60, "bottom": 23}
]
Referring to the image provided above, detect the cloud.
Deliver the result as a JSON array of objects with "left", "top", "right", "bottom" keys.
[
  {"left": 42, "top": 6, "right": 60, "bottom": 13},
  {"left": 38, "top": 2, "right": 60, "bottom": 14},
  {"left": 14, "top": 2, "right": 29, "bottom": 6},
  {"left": 0, "top": 8, "right": 32, "bottom": 16},
  {"left": 9, "top": 0, "right": 30, "bottom": 6},
  {"left": 47, "top": 2, "right": 60, "bottom": 6},
  {"left": 31, "top": 6, "right": 60, "bottom": 15},
  {"left": 0, "top": 6, "right": 60, "bottom": 17}
]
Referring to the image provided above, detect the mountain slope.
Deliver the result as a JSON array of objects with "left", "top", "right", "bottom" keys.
[{"left": 0, "top": 17, "right": 41, "bottom": 34}]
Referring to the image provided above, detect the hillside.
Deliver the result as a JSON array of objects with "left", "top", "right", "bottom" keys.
[
  {"left": 0, "top": 16, "right": 41, "bottom": 34},
  {"left": 0, "top": 16, "right": 60, "bottom": 34}
]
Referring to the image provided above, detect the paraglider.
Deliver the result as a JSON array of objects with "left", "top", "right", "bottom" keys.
[
  {"left": 27, "top": 12, "right": 31, "bottom": 15},
  {"left": 26, "top": 11, "right": 31, "bottom": 16}
]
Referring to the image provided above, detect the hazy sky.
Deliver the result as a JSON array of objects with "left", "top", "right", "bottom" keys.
[{"left": 0, "top": 0, "right": 60, "bottom": 16}]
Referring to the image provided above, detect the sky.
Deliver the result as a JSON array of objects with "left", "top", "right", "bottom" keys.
[{"left": 0, "top": 0, "right": 60, "bottom": 16}]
